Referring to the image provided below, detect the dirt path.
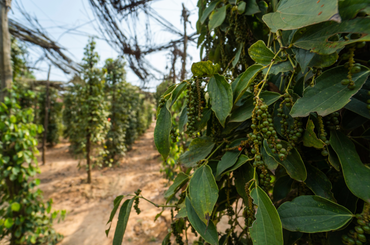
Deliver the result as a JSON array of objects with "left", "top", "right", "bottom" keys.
[{"left": 37, "top": 124, "right": 172, "bottom": 245}]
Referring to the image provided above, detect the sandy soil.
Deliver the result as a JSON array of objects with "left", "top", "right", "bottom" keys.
[{"left": 37, "top": 124, "right": 173, "bottom": 245}]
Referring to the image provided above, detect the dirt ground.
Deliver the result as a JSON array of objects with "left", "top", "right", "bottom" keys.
[{"left": 37, "top": 124, "right": 173, "bottom": 245}]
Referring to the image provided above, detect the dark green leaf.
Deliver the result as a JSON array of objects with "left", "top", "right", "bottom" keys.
[
  {"left": 162, "top": 232, "right": 171, "bottom": 245},
  {"left": 309, "top": 52, "right": 338, "bottom": 68},
  {"left": 273, "top": 175, "right": 293, "bottom": 202},
  {"left": 262, "top": 61, "right": 293, "bottom": 75},
  {"left": 208, "top": 74, "right": 233, "bottom": 127},
  {"left": 209, "top": 5, "right": 227, "bottom": 30},
  {"left": 235, "top": 163, "right": 254, "bottom": 204},
  {"left": 330, "top": 130, "right": 370, "bottom": 203},
  {"left": 293, "top": 48, "right": 314, "bottom": 73},
  {"left": 216, "top": 139, "right": 244, "bottom": 178},
  {"left": 226, "top": 154, "right": 250, "bottom": 173},
  {"left": 345, "top": 86, "right": 370, "bottom": 119},
  {"left": 106, "top": 195, "right": 124, "bottom": 236},
  {"left": 179, "top": 106, "right": 188, "bottom": 132},
  {"left": 201, "top": 0, "right": 221, "bottom": 24},
  {"left": 283, "top": 229, "right": 302, "bottom": 245},
  {"left": 244, "top": 0, "right": 260, "bottom": 15},
  {"left": 292, "top": 18, "right": 370, "bottom": 55},
  {"left": 230, "top": 92, "right": 281, "bottom": 123},
  {"left": 113, "top": 198, "right": 135, "bottom": 245},
  {"left": 191, "top": 61, "right": 220, "bottom": 77},
  {"left": 264, "top": 141, "right": 307, "bottom": 182},
  {"left": 339, "top": 0, "right": 370, "bottom": 20},
  {"left": 248, "top": 40, "right": 282, "bottom": 65},
  {"left": 232, "top": 43, "right": 243, "bottom": 68},
  {"left": 250, "top": 186, "right": 283, "bottom": 245},
  {"left": 154, "top": 106, "right": 172, "bottom": 159},
  {"left": 185, "top": 197, "right": 219, "bottom": 245},
  {"left": 262, "top": 140, "right": 278, "bottom": 173},
  {"left": 233, "top": 64, "right": 263, "bottom": 104},
  {"left": 262, "top": 0, "right": 340, "bottom": 33},
  {"left": 327, "top": 146, "right": 340, "bottom": 171},
  {"left": 178, "top": 136, "right": 215, "bottom": 168},
  {"left": 171, "top": 82, "right": 187, "bottom": 107},
  {"left": 332, "top": 178, "right": 358, "bottom": 213},
  {"left": 278, "top": 195, "right": 353, "bottom": 233},
  {"left": 164, "top": 172, "right": 189, "bottom": 200},
  {"left": 189, "top": 165, "right": 219, "bottom": 225},
  {"left": 303, "top": 119, "right": 325, "bottom": 149},
  {"left": 290, "top": 65, "right": 370, "bottom": 117},
  {"left": 305, "top": 164, "right": 335, "bottom": 201}
]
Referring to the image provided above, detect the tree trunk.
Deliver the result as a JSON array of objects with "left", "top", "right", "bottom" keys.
[
  {"left": 0, "top": 0, "right": 12, "bottom": 101},
  {"left": 181, "top": 3, "right": 188, "bottom": 81},
  {"left": 86, "top": 133, "right": 92, "bottom": 184},
  {"left": 42, "top": 65, "right": 51, "bottom": 165}
]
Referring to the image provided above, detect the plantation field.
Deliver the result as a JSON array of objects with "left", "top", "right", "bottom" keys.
[{"left": 36, "top": 124, "right": 171, "bottom": 245}]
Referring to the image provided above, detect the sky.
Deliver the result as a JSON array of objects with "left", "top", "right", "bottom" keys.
[{"left": 9, "top": 0, "right": 200, "bottom": 91}]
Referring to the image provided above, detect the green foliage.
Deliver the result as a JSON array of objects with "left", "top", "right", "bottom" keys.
[
  {"left": 111, "top": 1, "right": 370, "bottom": 245},
  {"left": 0, "top": 87, "right": 63, "bottom": 244}
]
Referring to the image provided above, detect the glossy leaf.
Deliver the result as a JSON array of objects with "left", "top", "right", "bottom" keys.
[
  {"left": 303, "top": 119, "right": 325, "bottom": 149},
  {"left": 263, "top": 0, "right": 340, "bottom": 33},
  {"left": 226, "top": 154, "right": 250, "bottom": 173},
  {"left": 230, "top": 92, "right": 281, "bottom": 123},
  {"left": 292, "top": 18, "right": 370, "bottom": 55},
  {"left": 200, "top": 0, "right": 221, "bottom": 24},
  {"left": 209, "top": 5, "right": 227, "bottom": 30},
  {"left": 232, "top": 43, "right": 243, "bottom": 68},
  {"left": 164, "top": 172, "right": 189, "bottom": 200},
  {"left": 262, "top": 140, "right": 278, "bottom": 173},
  {"left": 330, "top": 130, "right": 370, "bottom": 203},
  {"left": 264, "top": 141, "right": 307, "bottom": 182},
  {"left": 154, "top": 106, "right": 172, "bottom": 159},
  {"left": 233, "top": 64, "right": 263, "bottom": 104},
  {"left": 178, "top": 106, "right": 188, "bottom": 132},
  {"left": 339, "top": 0, "right": 370, "bottom": 20},
  {"left": 290, "top": 65, "right": 370, "bottom": 117},
  {"left": 185, "top": 197, "right": 219, "bottom": 245},
  {"left": 250, "top": 186, "right": 283, "bottom": 245},
  {"left": 189, "top": 165, "right": 219, "bottom": 225},
  {"left": 248, "top": 40, "right": 282, "bottom": 65},
  {"left": 191, "top": 61, "right": 220, "bottom": 77},
  {"left": 178, "top": 136, "right": 215, "bottom": 168},
  {"left": 216, "top": 138, "right": 244, "bottom": 177},
  {"left": 170, "top": 82, "right": 187, "bottom": 107},
  {"left": 305, "top": 164, "right": 335, "bottom": 201},
  {"left": 113, "top": 198, "right": 135, "bottom": 245},
  {"left": 244, "top": 0, "right": 260, "bottom": 15},
  {"left": 105, "top": 195, "right": 124, "bottom": 236},
  {"left": 278, "top": 195, "right": 353, "bottom": 233},
  {"left": 208, "top": 74, "right": 233, "bottom": 127},
  {"left": 345, "top": 86, "right": 370, "bottom": 119}
]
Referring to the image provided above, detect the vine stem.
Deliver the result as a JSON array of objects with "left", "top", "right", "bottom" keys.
[
  {"left": 256, "top": 48, "right": 283, "bottom": 98},
  {"left": 206, "top": 141, "right": 225, "bottom": 160},
  {"left": 126, "top": 195, "right": 177, "bottom": 208},
  {"left": 285, "top": 72, "right": 295, "bottom": 93}
]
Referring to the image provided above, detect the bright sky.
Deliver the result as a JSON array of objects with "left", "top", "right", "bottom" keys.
[{"left": 9, "top": 0, "right": 200, "bottom": 91}]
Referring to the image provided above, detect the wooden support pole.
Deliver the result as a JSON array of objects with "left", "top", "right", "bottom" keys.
[
  {"left": 42, "top": 65, "right": 51, "bottom": 165},
  {"left": 0, "top": 0, "right": 12, "bottom": 101}
]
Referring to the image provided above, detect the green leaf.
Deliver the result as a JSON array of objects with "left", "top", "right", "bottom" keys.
[
  {"left": 209, "top": 5, "right": 227, "bottom": 30},
  {"left": 235, "top": 163, "right": 254, "bottom": 204},
  {"left": 262, "top": 61, "right": 293, "bottom": 75},
  {"left": 294, "top": 48, "right": 315, "bottom": 72},
  {"left": 230, "top": 92, "right": 281, "bottom": 123},
  {"left": 154, "top": 106, "right": 172, "bottom": 159},
  {"left": 290, "top": 65, "right": 370, "bottom": 117},
  {"left": 179, "top": 106, "right": 188, "bottom": 132},
  {"left": 113, "top": 198, "right": 135, "bottom": 245},
  {"left": 4, "top": 218, "right": 13, "bottom": 228},
  {"left": 250, "top": 186, "right": 283, "bottom": 245},
  {"left": 162, "top": 232, "right": 171, "bottom": 245},
  {"left": 178, "top": 136, "right": 215, "bottom": 168},
  {"left": 305, "top": 164, "right": 335, "bottom": 201},
  {"left": 233, "top": 64, "right": 263, "bottom": 104},
  {"left": 185, "top": 197, "right": 219, "bottom": 245},
  {"left": 191, "top": 61, "right": 220, "bottom": 77},
  {"left": 345, "top": 85, "right": 370, "bottom": 119},
  {"left": 303, "top": 119, "right": 325, "bottom": 149},
  {"left": 264, "top": 141, "right": 307, "bottom": 182},
  {"left": 164, "top": 172, "right": 189, "bottom": 200},
  {"left": 232, "top": 43, "right": 243, "bottom": 68},
  {"left": 11, "top": 202, "right": 21, "bottom": 212},
  {"left": 189, "top": 165, "right": 219, "bottom": 225},
  {"left": 283, "top": 230, "right": 303, "bottom": 245},
  {"left": 278, "top": 195, "right": 353, "bottom": 233},
  {"left": 330, "top": 130, "right": 370, "bottom": 203},
  {"left": 226, "top": 154, "right": 250, "bottom": 173},
  {"left": 262, "top": 140, "right": 278, "bottom": 173},
  {"left": 327, "top": 146, "right": 340, "bottom": 171},
  {"left": 339, "top": 0, "right": 370, "bottom": 20},
  {"left": 171, "top": 82, "right": 187, "bottom": 107},
  {"left": 292, "top": 18, "right": 370, "bottom": 55},
  {"left": 244, "top": 0, "right": 260, "bottom": 15},
  {"left": 248, "top": 40, "right": 282, "bottom": 65},
  {"left": 237, "top": 1, "right": 246, "bottom": 14},
  {"left": 106, "top": 195, "right": 124, "bottom": 236},
  {"left": 216, "top": 139, "right": 244, "bottom": 178},
  {"left": 208, "top": 74, "right": 233, "bottom": 127},
  {"left": 273, "top": 175, "right": 293, "bottom": 202},
  {"left": 332, "top": 178, "right": 358, "bottom": 213},
  {"left": 200, "top": 0, "right": 221, "bottom": 24},
  {"left": 309, "top": 52, "right": 338, "bottom": 68},
  {"left": 262, "top": 0, "right": 340, "bottom": 33}
]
